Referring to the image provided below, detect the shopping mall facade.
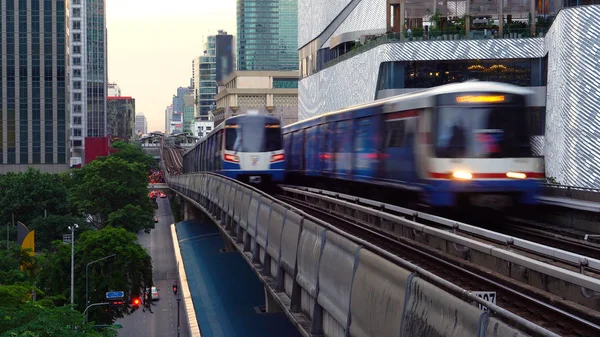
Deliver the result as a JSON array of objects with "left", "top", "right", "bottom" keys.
[{"left": 298, "top": 0, "right": 600, "bottom": 188}]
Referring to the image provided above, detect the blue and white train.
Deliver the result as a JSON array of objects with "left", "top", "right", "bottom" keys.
[
  {"left": 283, "top": 81, "right": 545, "bottom": 208},
  {"left": 183, "top": 114, "right": 285, "bottom": 183}
]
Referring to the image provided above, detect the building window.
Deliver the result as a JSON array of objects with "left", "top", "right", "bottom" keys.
[
  {"left": 73, "top": 0, "right": 81, "bottom": 4},
  {"left": 74, "top": 69, "right": 81, "bottom": 78},
  {"left": 73, "top": 140, "right": 82, "bottom": 147},
  {"left": 73, "top": 45, "right": 81, "bottom": 54},
  {"left": 73, "top": 57, "right": 81, "bottom": 66},
  {"left": 72, "top": 21, "right": 81, "bottom": 30},
  {"left": 73, "top": 128, "right": 82, "bottom": 137},
  {"left": 73, "top": 33, "right": 81, "bottom": 42},
  {"left": 73, "top": 104, "right": 82, "bottom": 113},
  {"left": 73, "top": 93, "right": 82, "bottom": 102},
  {"left": 72, "top": 8, "right": 81, "bottom": 17},
  {"left": 73, "top": 81, "right": 81, "bottom": 90},
  {"left": 73, "top": 116, "right": 82, "bottom": 125},
  {"left": 273, "top": 78, "right": 298, "bottom": 89}
]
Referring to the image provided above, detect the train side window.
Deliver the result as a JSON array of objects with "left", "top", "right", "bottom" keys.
[
  {"left": 385, "top": 120, "right": 406, "bottom": 148},
  {"left": 355, "top": 117, "right": 372, "bottom": 152}
]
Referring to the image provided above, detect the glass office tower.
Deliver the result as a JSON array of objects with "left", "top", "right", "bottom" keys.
[
  {"left": 237, "top": 0, "right": 298, "bottom": 71},
  {"left": 0, "top": 0, "right": 69, "bottom": 172}
]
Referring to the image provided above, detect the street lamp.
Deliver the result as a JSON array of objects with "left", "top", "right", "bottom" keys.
[
  {"left": 86, "top": 253, "right": 117, "bottom": 321},
  {"left": 68, "top": 224, "right": 79, "bottom": 307}
]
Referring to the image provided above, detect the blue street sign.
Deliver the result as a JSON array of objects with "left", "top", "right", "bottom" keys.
[{"left": 106, "top": 291, "right": 124, "bottom": 299}]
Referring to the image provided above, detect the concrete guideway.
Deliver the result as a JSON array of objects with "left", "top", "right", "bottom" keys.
[
  {"left": 170, "top": 224, "right": 201, "bottom": 337},
  {"left": 168, "top": 173, "right": 557, "bottom": 337}
]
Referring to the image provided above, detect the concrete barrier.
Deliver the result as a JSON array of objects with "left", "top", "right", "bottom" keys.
[
  {"left": 349, "top": 248, "right": 414, "bottom": 337},
  {"left": 266, "top": 204, "right": 287, "bottom": 278},
  {"left": 401, "top": 277, "right": 488, "bottom": 337},
  {"left": 255, "top": 199, "right": 273, "bottom": 264},
  {"left": 317, "top": 231, "right": 360, "bottom": 337},
  {"left": 485, "top": 317, "right": 532, "bottom": 337},
  {"left": 296, "top": 219, "right": 327, "bottom": 321},
  {"left": 280, "top": 211, "right": 303, "bottom": 297}
]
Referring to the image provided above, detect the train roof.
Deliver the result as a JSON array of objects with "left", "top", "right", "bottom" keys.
[
  {"left": 225, "top": 114, "right": 282, "bottom": 124},
  {"left": 285, "top": 81, "right": 533, "bottom": 131}
]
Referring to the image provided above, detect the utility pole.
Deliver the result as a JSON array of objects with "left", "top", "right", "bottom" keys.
[
  {"left": 68, "top": 224, "right": 79, "bottom": 307},
  {"left": 177, "top": 292, "right": 181, "bottom": 337}
]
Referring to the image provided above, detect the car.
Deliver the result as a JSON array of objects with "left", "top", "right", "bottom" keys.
[
  {"left": 146, "top": 286, "right": 159, "bottom": 301},
  {"left": 159, "top": 192, "right": 167, "bottom": 198}
]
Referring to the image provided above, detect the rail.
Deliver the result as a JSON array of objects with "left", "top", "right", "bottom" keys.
[
  {"left": 280, "top": 185, "right": 600, "bottom": 273},
  {"left": 167, "top": 173, "right": 558, "bottom": 337},
  {"left": 279, "top": 184, "right": 600, "bottom": 329}
]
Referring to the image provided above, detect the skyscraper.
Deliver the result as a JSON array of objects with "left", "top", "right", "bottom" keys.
[
  {"left": 135, "top": 114, "right": 147, "bottom": 135},
  {"left": 69, "top": 0, "right": 108, "bottom": 165},
  {"left": 0, "top": 0, "right": 69, "bottom": 172},
  {"left": 237, "top": 0, "right": 298, "bottom": 71},
  {"left": 194, "top": 30, "right": 234, "bottom": 118},
  {"left": 107, "top": 96, "right": 135, "bottom": 141}
]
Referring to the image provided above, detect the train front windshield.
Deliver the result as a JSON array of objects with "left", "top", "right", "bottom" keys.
[
  {"left": 434, "top": 93, "right": 532, "bottom": 158},
  {"left": 225, "top": 120, "right": 283, "bottom": 152}
]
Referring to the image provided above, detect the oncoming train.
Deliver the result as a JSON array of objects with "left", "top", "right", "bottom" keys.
[
  {"left": 283, "top": 81, "right": 545, "bottom": 208},
  {"left": 183, "top": 114, "right": 285, "bottom": 183}
]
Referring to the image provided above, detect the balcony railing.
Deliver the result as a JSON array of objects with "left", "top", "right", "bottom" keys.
[{"left": 323, "top": 27, "right": 550, "bottom": 70}]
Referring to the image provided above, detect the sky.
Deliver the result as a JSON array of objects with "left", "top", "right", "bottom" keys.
[{"left": 106, "top": 0, "right": 237, "bottom": 132}]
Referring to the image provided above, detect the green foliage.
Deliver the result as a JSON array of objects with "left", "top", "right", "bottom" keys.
[
  {"left": 0, "top": 248, "right": 26, "bottom": 284},
  {"left": 29, "top": 215, "right": 88, "bottom": 251},
  {"left": 109, "top": 141, "right": 156, "bottom": 171},
  {"left": 0, "top": 169, "right": 72, "bottom": 226},
  {"left": 546, "top": 176, "right": 559, "bottom": 184},
  {"left": 69, "top": 156, "right": 154, "bottom": 229},
  {"left": 36, "top": 227, "right": 153, "bottom": 324},
  {"left": 107, "top": 204, "right": 155, "bottom": 233},
  {"left": 0, "top": 299, "right": 115, "bottom": 337}
]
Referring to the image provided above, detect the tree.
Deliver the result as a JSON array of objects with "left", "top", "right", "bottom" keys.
[
  {"left": 36, "top": 227, "right": 153, "bottom": 324},
  {"left": 0, "top": 168, "right": 72, "bottom": 226},
  {"left": 0, "top": 296, "right": 116, "bottom": 337},
  {"left": 109, "top": 141, "right": 156, "bottom": 171},
  {"left": 107, "top": 204, "right": 155, "bottom": 233},
  {"left": 68, "top": 156, "right": 154, "bottom": 230},
  {"left": 29, "top": 215, "right": 88, "bottom": 251}
]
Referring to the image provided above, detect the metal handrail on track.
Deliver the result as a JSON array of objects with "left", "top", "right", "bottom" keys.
[
  {"left": 167, "top": 173, "right": 561, "bottom": 337},
  {"left": 280, "top": 185, "right": 600, "bottom": 279}
]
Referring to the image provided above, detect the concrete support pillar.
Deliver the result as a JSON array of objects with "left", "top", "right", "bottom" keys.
[
  {"left": 399, "top": 0, "right": 405, "bottom": 33},
  {"left": 498, "top": 0, "right": 504, "bottom": 38},
  {"left": 530, "top": 0, "right": 537, "bottom": 36},
  {"left": 465, "top": 0, "right": 470, "bottom": 37},
  {"left": 393, "top": 5, "right": 401, "bottom": 33},
  {"left": 265, "top": 288, "right": 282, "bottom": 313},
  {"left": 386, "top": 0, "right": 392, "bottom": 32}
]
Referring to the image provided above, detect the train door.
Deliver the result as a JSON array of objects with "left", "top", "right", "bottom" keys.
[
  {"left": 353, "top": 116, "right": 379, "bottom": 179},
  {"left": 305, "top": 126, "right": 319, "bottom": 175},
  {"left": 283, "top": 132, "right": 293, "bottom": 171},
  {"left": 291, "top": 130, "right": 304, "bottom": 171},
  {"left": 383, "top": 110, "right": 420, "bottom": 183},
  {"left": 323, "top": 123, "right": 336, "bottom": 175},
  {"left": 216, "top": 130, "right": 223, "bottom": 171},
  {"left": 335, "top": 120, "right": 353, "bottom": 177}
]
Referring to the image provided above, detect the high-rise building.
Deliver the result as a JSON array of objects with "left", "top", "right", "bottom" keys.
[
  {"left": 172, "top": 86, "right": 194, "bottom": 134},
  {"left": 107, "top": 96, "right": 135, "bottom": 141},
  {"left": 0, "top": 0, "right": 69, "bottom": 172},
  {"left": 193, "top": 30, "right": 234, "bottom": 118},
  {"left": 107, "top": 83, "right": 121, "bottom": 96},
  {"left": 135, "top": 115, "right": 147, "bottom": 135},
  {"left": 237, "top": 0, "right": 298, "bottom": 71},
  {"left": 69, "top": 0, "right": 108, "bottom": 165},
  {"left": 165, "top": 105, "right": 173, "bottom": 133}
]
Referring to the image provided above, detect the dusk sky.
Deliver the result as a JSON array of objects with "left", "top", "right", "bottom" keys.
[{"left": 106, "top": 0, "right": 236, "bottom": 132}]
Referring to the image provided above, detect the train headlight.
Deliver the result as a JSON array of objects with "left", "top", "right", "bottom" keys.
[
  {"left": 271, "top": 154, "right": 285, "bottom": 162},
  {"left": 452, "top": 171, "right": 473, "bottom": 180},
  {"left": 224, "top": 154, "right": 239, "bottom": 163},
  {"left": 506, "top": 172, "right": 527, "bottom": 179}
]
